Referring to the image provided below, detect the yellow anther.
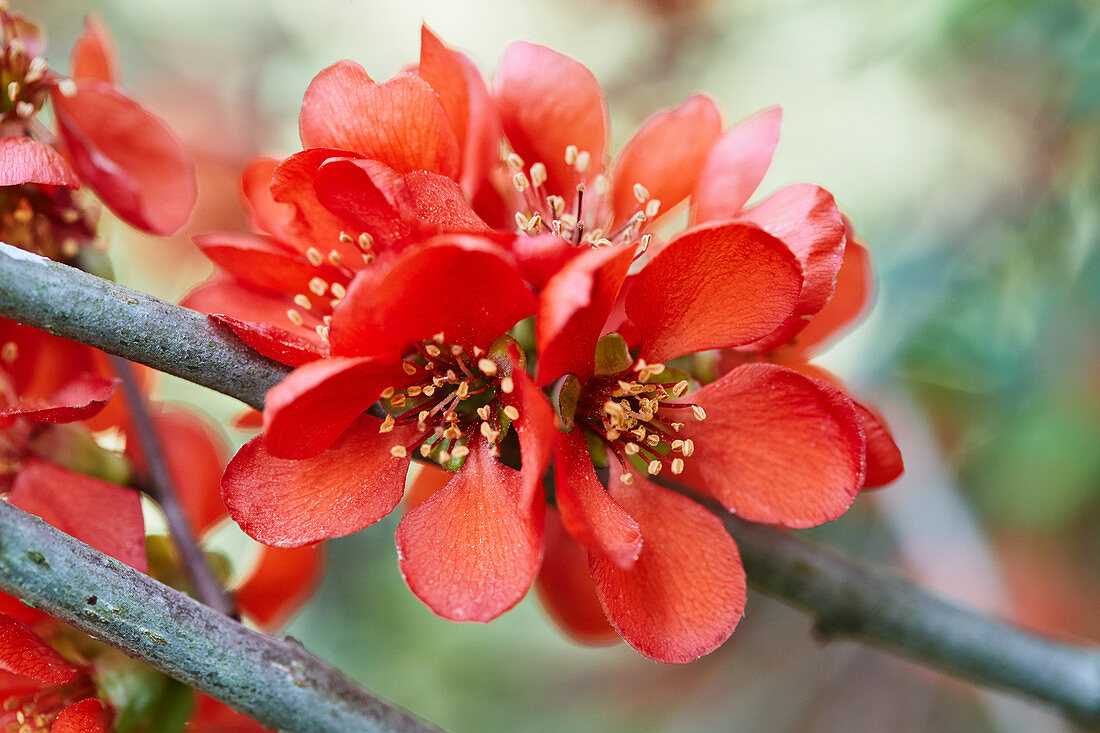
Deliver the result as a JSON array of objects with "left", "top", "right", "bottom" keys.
[
  {"left": 480, "top": 421, "right": 496, "bottom": 439},
  {"left": 646, "top": 434, "right": 660, "bottom": 447},
  {"left": 286, "top": 309, "right": 304, "bottom": 326},
  {"left": 672, "top": 380, "right": 690, "bottom": 397},
  {"left": 682, "top": 438, "right": 695, "bottom": 457},
  {"left": 425, "top": 344, "right": 442, "bottom": 358},
  {"left": 624, "top": 442, "right": 640, "bottom": 456},
  {"left": 500, "top": 377, "right": 514, "bottom": 394},
  {"left": 575, "top": 150, "right": 591, "bottom": 173},
  {"left": 605, "top": 429, "right": 620, "bottom": 441},
  {"left": 390, "top": 394, "right": 407, "bottom": 408},
  {"left": 525, "top": 213, "right": 543, "bottom": 232},
  {"left": 503, "top": 405, "right": 520, "bottom": 421},
  {"left": 330, "top": 282, "right": 347, "bottom": 299},
  {"left": 444, "top": 426, "right": 462, "bottom": 440},
  {"left": 633, "top": 183, "right": 649, "bottom": 203},
  {"left": 455, "top": 381, "right": 470, "bottom": 400},
  {"left": 671, "top": 458, "right": 685, "bottom": 475},
  {"left": 564, "top": 145, "right": 578, "bottom": 165},
  {"left": 402, "top": 362, "right": 417, "bottom": 375},
  {"left": 443, "top": 410, "right": 458, "bottom": 422},
  {"left": 477, "top": 405, "right": 492, "bottom": 421},
  {"left": 381, "top": 387, "right": 395, "bottom": 399},
  {"left": 506, "top": 153, "right": 525, "bottom": 171},
  {"left": 418, "top": 410, "right": 430, "bottom": 424},
  {"left": 620, "top": 472, "right": 634, "bottom": 485},
  {"left": 451, "top": 445, "right": 470, "bottom": 460},
  {"left": 362, "top": 252, "right": 376, "bottom": 265},
  {"left": 514, "top": 211, "right": 530, "bottom": 229},
  {"left": 422, "top": 385, "right": 436, "bottom": 397},
  {"left": 646, "top": 460, "right": 663, "bottom": 476},
  {"left": 513, "top": 172, "right": 530, "bottom": 192},
  {"left": 308, "top": 277, "right": 328, "bottom": 296},
  {"left": 379, "top": 415, "right": 396, "bottom": 434},
  {"left": 478, "top": 358, "right": 498, "bottom": 376},
  {"left": 407, "top": 385, "right": 422, "bottom": 397},
  {"left": 671, "top": 422, "right": 684, "bottom": 432},
  {"left": 1, "top": 341, "right": 17, "bottom": 363},
  {"left": 328, "top": 249, "right": 343, "bottom": 266},
  {"left": 339, "top": 231, "right": 354, "bottom": 243},
  {"left": 645, "top": 199, "right": 661, "bottom": 218},
  {"left": 390, "top": 446, "right": 407, "bottom": 458},
  {"left": 420, "top": 444, "right": 433, "bottom": 457},
  {"left": 449, "top": 344, "right": 464, "bottom": 357},
  {"left": 529, "top": 162, "right": 547, "bottom": 188},
  {"left": 692, "top": 405, "right": 707, "bottom": 421},
  {"left": 306, "top": 247, "right": 325, "bottom": 267},
  {"left": 593, "top": 174, "right": 611, "bottom": 195},
  {"left": 358, "top": 232, "right": 374, "bottom": 251},
  {"left": 293, "top": 294, "right": 312, "bottom": 309},
  {"left": 438, "top": 450, "right": 452, "bottom": 463}
]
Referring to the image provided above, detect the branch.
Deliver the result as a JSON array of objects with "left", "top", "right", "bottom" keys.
[
  {"left": 2, "top": 245, "right": 1099, "bottom": 725},
  {"left": 0, "top": 244, "right": 290, "bottom": 410},
  {"left": 0, "top": 502, "right": 439, "bottom": 732},
  {"left": 110, "top": 355, "right": 237, "bottom": 617}
]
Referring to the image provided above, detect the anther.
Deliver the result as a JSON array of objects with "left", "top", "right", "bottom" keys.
[
  {"left": 513, "top": 172, "right": 530, "bottom": 192},
  {"left": 401, "top": 362, "right": 417, "bottom": 375},
  {"left": 682, "top": 439, "right": 695, "bottom": 457},
  {"left": 432, "top": 332, "right": 446, "bottom": 343},
  {"left": 286, "top": 309, "right": 304, "bottom": 326},
  {"left": 476, "top": 405, "right": 492, "bottom": 420},
  {"left": 638, "top": 234, "right": 652, "bottom": 254},
  {"left": 500, "top": 377, "right": 514, "bottom": 394},
  {"left": 565, "top": 145, "right": 578, "bottom": 165},
  {"left": 6, "top": 81, "right": 17, "bottom": 100},
  {"left": 624, "top": 442, "right": 640, "bottom": 456},
  {"left": 692, "top": 406, "right": 707, "bottom": 421},
  {"left": 358, "top": 233, "right": 374, "bottom": 251},
  {"left": 633, "top": 183, "right": 649, "bottom": 203},
  {"left": 1, "top": 341, "right": 17, "bottom": 363},
  {"left": 339, "top": 231, "right": 354, "bottom": 243},
  {"left": 381, "top": 387, "right": 396, "bottom": 399},
  {"left": 306, "top": 247, "right": 325, "bottom": 267},
  {"left": 328, "top": 250, "right": 343, "bottom": 266},
  {"left": 292, "top": 294, "right": 311, "bottom": 310},
  {"left": 506, "top": 153, "right": 525, "bottom": 171},
  {"left": 420, "top": 444, "right": 432, "bottom": 457},
  {"left": 477, "top": 358, "right": 498, "bottom": 377},
  {"left": 620, "top": 472, "right": 634, "bottom": 485},
  {"left": 390, "top": 394, "right": 407, "bottom": 408},
  {"left": 575, "top": 150, "right": 590, "bottom": 173},
  {"left": 647, "top": 460, "right": 663, "bottom": 476},
  {"left": 14, "top": 101, "right": 32, "bottom": 117},
  {"left": 56, "top": 78, "right": 77, "bottom": 97},
  {"left": 308, "top": 277, "right": 328, "bottom": 296},
  {"left": 407, "top": 385, "right": 422, "bottom": 397},
  {"left": 425, "top": 344, "right": 442, "bottom": 358},
  {"left": 451, "top": 445, "right": 470, "bottom": 460},
  {"left": 315, "top": 325, "right": 330, "bottom": 341},
  {"left": 422, "top": 385, "right": 436, "bottom": 397},
  {"left": 503, "top": 405, "right": 520, "bottom": 421},
  {"left": 671, "top": 458, "right": 685, "bottom": 475},
  {"left": 455, "top": 381, "right": 470, "bottom": 400},
  {"left": 379, "top": 415, "right": 396, "bottom": 434},
  {"left": 672, "top": 380, "right": 690, "bottom": 397},
  {"left": 390, "top": 446, "right": 407, "bottom": 458},
  {"left": 330, "top": 282, "right": 347, "bottom": 299},
  {"left": 529, "top": 162, "right": 547, "bottom": 188},
  {"left": 645, "top": 199, "right": 661, "bottom": 218}
]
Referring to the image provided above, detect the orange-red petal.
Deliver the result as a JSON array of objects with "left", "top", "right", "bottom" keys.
[
  {"left": 588, "top": 475, "right": 746, "bottom": 663},
  {"left": 610, "top": 94, "right": 722, "bottom": 228},
  {"left": 0, "top": 137, "right": 79, "bottom": 187},
  {"left": 236, "top": 544, "right": 324, "bottom": 631},
  {"left": 855, "top": 400, "right": 904, "bottom": 489},
  {"left": 52, "top": 79, "right": 197, "bottom": 235},
  {"left": 494, "top": 42, "right": 607, "bottom": 194},
  {"left": 682, "top": 363, "right": 865, "bottom": 527},
  {"left": 501, "top": 366, "right": 556, "bottom": 507},
  {"left": 262, "top": 356, "right": 403, "bottom": 459},
  {"left": 222, "top": 415, "right": 412, "bottom": 547},
  {"left": 0, "top": 614, "right": 79, "bottom": 684},
  {"left": 536, "top": 244, "right": 635, "bottom": 385},
  {"left": 52, "top": 697, "right": 112, "bottom": 733},
  {"left": 535, "top": 510, "right": 619, "bottom": 646},
  {"left": 795, "top": 239, "right": 873, "bottom": 355},
  {"left": 0, "top": 373, "right": 117, "bottom": 423},
  {"left": 691, "top": 106, "right": 782, "bottom": 224},
  {"left": 211, "top": 314, "right": 325, "bottom": 368},
  {"left": 626, "top": 222, "right": 802, "bottom": 363},
  {"left": 69, "top": 15, "right": 116, "bottom": 84},
  {"left": 299, "top": 62, "right": 460, "bottom": 179},
  {"left": 9, "top": 458, "right": 146, "bottom": 571},
  {"left": 395, "top": 437, "right": 543, "bottom": 622},
  {"left": 554, "top": 429, "right": 641, "bottom": 568}
]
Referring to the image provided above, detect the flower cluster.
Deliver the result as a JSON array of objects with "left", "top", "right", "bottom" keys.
[{"left": 188, "top": 27, "right": 903, "bottom": 663}]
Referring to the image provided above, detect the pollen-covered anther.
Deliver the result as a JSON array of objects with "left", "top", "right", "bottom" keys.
[
  {"left": 419, "top": 444, "right": 432, "bottom": 458},
  {"left": 285, "top": 306, "right": 302, "bottom": 325},
  {"left": 633, "top": 183, "right": 649, "bottom": 203},
  {"left": 315, "top": 325, "right": 330, "bottom": 341},
  {"left": 624, "top": 442, "right": 640, "bottom": 456},
  {"left": 633, "top": 360, "right": 666, "bottom": 382},
  {"left": 645, "top": 199, "right": 661, "bottom": 218},
  {"left": 692, "top": 405, "right": 707, "bottom": 421},
  {"left": 307, "top": 277, "right": 328, "bottom": 296},
  {"left": 682, "top": 438, "right": 695, "bottom": 457},
  {"left": 424, "top": 343, "right": 442, "bottom": 358},
  {"left": 401, "top": 362, "right": 417, "bottom": 376},
  {"left": 670, "top": 458, "right": 685, "bottom": 475},
  {"left": 0, "top": 341, "right": 17, "bottom": 363},
  {"left": 574, "top": 150, "right": 591, "bottom": 173},
  {"left": 565, "top": 145, "right": 578, "bottom": 166},
  {"left": 422, "top": 385, "right": 436, "bottom": 397},
  {"left": 330, "top": 282, "right": 347, "bottom": 299},
  {"left": 407, "top": 385, "right": 422, "bottom": 397},
  {"left": 451, "top": 445, "right": 470, "bottom": 460},
  {"left": 390, "top": 446, "right": 407, "bottom": 458},
  {"left": 503, "top": 405, "right": 520, "bottom": 421},
  {"left": 455, "top": 381, "right": 470, "bottom": 400},
  {"left": 646, "top": 460, "right": 663, "bottom": 476},
  {"left": 672, "top": 380, "right": 690, "bottom": 398},
  {"left": 328, "top": 249, "right": 343, "bottom": 266},
  {"left": 305, "top": 247, "right": 324, "bottom": 267},
  {"left": 378, "top": 415, "right": 396, "bottom": 434},
  {"left": 477, "top": 358, "right": 498, "bottom": 377},
  {"left": 390, "top": 393, "right": 407, "bottom": 408},
  {"left": 506, "top": 153, "right": 525, "bottom": 171},
  {"left": 476, "top": 405, "right": 492, "bottom": 421},
  {"left": 6, "top": 81, "right": 17, "bottom": 100},
  {"left": 480, "top": 421, "right": 498, "bottom": 440},
  {"left": 444, "top": 426, "right": 462, "bottom": 440},
  {"left": 530, "top": 162, "right": 547, "bottom": 188},
  {"left": 620, "top": 472, "right": 634, "bottom": 485},
  {"left": 513, "top": 172, "right": 530, "bottom": 192},
  {"left": 358, "top": 233, "right": 374, "bottom": 252},
  {"left": 380, "top": 387, "right": 396, "bottom": 400},
  {"left": 339, "top": 232, "right": 354, "bottom": 244},
  {"left": 500, "top": 377, "right": 514, "bottom": 394}
]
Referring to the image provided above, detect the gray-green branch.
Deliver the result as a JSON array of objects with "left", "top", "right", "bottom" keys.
[{"left": 1, "top": 244, "right": 1098, "bottom": 726}]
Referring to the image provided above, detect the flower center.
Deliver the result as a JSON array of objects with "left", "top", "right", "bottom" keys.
[
  {"left": 505, "top": 147, "right": 658, "bottom": 252},
  {"left": 377, "top": 334, "right": 519, "bottom": 467},
  {"left": 0, "top": 15, "right": 50, "bottom": 124},
  {"left": 0, "top": 676, "right": 96, "bottom": 733},
  {"left": 576, "top": 359, "right": 705, "bottom": 483},
  {"left": 0, "top": 187, "right": 96, "bottom": 263},
  {"left": 283, "top": 230, "right": 373, "bottom": 339}
]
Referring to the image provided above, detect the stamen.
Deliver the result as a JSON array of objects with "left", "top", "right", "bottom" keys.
[
  {"left": 564, "top": 145, "right": 578, "bottom": 166},
  {"left": 330, "top": 282, "right": 347, "bottom": 299},
  {"left": 379, "top": 415, "right": 396, "bottom": 433},
  {"left": 390, "top": 446, "right": 407, "bottom": 458},
  {"left": 645, "top": 199, "right": 661, "bottom": 218},
  {"left": 477, "top": 358, "right": 498, "bottom": 376},
  {"left": 451, "top": 445, "right": 470, "bottom": 459},
  {"left": 692, "top": 406, "right": 707, "bottom": 421},
  {"left": 308, "top": 277, "right": 328, "bottom": 296},
  {"left": 671, "top": 458, "right": 685, "bottom": 475},
  {"left": 575, "top": 150, "right": 590, "bottom": 173},
  {"left": 646, "top": 459, "right": 663, "bottom": 476},
  {"left": 506, "top": 153, "right": 525, "bottom": 171},
  {"left": 500, "top": 377, "right": 514, "bottom": 394},
  {"left": 633, "top": 183, "right": 649, "bottom": 203},
  {"left": 306, "top": 247, "right": 324, "bottom": 266},
  {"left": 529, "top": 162, "right": 547, "bottom": 188},
  {"left": 286, "top": 309, "right": 304, "bottom": 326},
  {"left": 503, "top": 405, "right": 520, "bottom": 421},
  {"left": 620, "top": 472, "right": 634, "bottom": 485},
  {"left": 328, "top": 249, "right": 343, "bottom": 266},
  {"left": 401, "top": 362, "right": 418, "bottom": 375}
]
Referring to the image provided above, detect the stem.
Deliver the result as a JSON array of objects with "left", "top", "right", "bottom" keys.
[
  {"left": 2, "top": 245, "right": 1099, "bottom": 725},
  {"left": 109, "top": 355, "right": 237, "bottom": 617},
  {"left": 0, "top": 503, "right": 439, "bottom": 733}
]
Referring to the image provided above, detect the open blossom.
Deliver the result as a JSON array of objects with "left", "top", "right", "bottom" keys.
[{"left": 0, "top": 10, "right": 195, "bottom": 250}]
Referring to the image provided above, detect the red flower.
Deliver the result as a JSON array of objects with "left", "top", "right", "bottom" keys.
[
  {"left": 0, "top": 615, "right": 113, "bottom": 732},
  {"left": 221, "top": 236, "right": 555, "bottom": 622},
  {"left": 0, "top": 11, "right": 196, "bottom": 257}
]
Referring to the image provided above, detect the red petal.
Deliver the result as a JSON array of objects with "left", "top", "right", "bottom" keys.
[
  {"left": 554, "top": 429, "right": 641, "bottom": 568},
  {"left": 136, "top": 409, "right": 229, "bottom": 536},
  {"left": 683, "top": 363, "right": 865, "bottom": 527},
  {"left": 626, "top": 222, "right": 802, "bottom": 363},
  {"left": 211, "top": 314, "right": 324, "bottom": 368},
  {"left": 52, "top": 697, "right": 112, "bottom": 733},
  {"left": 0, "top": 613, "right": 79, "bottom": 684},
  {"left": 222, "top": 415, "right": 412, "bottom": 546},
  {"left": 508, "top": 232, "right": 583, "bottom": 290},
  {"left": 536, "top": 244, "right": 635, "bottom": 385},
  {"left": 52, "top": 79, "right": 197, "bottom": 235},
  {"left": 0, "top": 137, "right": 79, "bottom": 187},
  {"left": 589, "top": 475, "right": 746, "bottom": 663},
  {"left": 405, "top": 464, "right": 452, "bottom": 510},
  {"left": 855, "top": 400, "right": 904, "bottom": 489},
  {"left": 740, "top": 184, "right": 846, "bottom": 349},
  {"left": 70, "top": 15, "right": 116, "bottom": 84},
  {"left": 455, "top": 50, "right": 501, "bottom": 201},
  {"left": 240, "top": 157, "right": 295, "bottom": 239},
  {"left": 330, "top": 237, "right": 536, "bottom": 357},
  {"left": 235, "top": 544, "right": 324, "bottom": 630},
  {"left": 535, "top": 510, "right": 619, "bottom": 645},
  {"left": 494, "top": 42, "right": 607, "bottom": 194},
  {"left": 401, "top": 170, "right": 490, "bottom": 233},
  {"left": 0, "top": 373, "right": 117, "bottom": 423},
  {"left": 299, "top": 62, "right": 460, "bottom": 178},
  {"left": 182, "top": 276, "right": 321, "bottom": 334},
  {"left": 268, "top": 148, "right": 365, "bottom": 262},
  {"left": 194, "top": 232, "right": 345, "bottom": 302},
  {"left": 610, "top": 94, "right": 722, "bottom": 228},
  {"left": 795, "top": 239, "right": 873, "bottom": 354},
  {"left": 262, "top": 356, "right": 402, "bottom": 459},
  {"left": 9, "top": 459, "right": 146, "bottom": 571},
  {"left": 692, "top": 106, "right": 782, "bottom": 224},
  {"left": 190, "top": 695, "right": 275, "bottom": 732},
  {"left": 419, "top": 25, "right": 468, "bottom": 161},
  {"left": 501, "top": 366, "right": 556, "bottom": 507},
  {"left": 395, "top": 437, "right": 543, "bottom": 622}
]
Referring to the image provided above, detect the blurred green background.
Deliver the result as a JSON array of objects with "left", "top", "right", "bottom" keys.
[{"left": 30, "top": 0, "right": 1100, "bottom": 730}]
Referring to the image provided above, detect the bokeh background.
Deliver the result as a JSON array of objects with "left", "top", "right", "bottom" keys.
[{"left": 29, "top": 0, "right": 1100, "bottom": 730}]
